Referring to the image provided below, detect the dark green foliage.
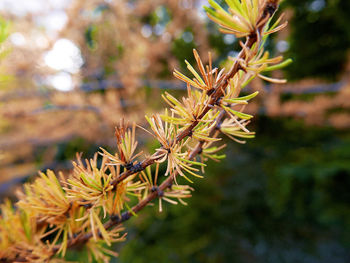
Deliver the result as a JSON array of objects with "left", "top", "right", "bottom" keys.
[
  {"left": 50, "top": 117, "right": 349, "bottom": 263},
  {"left": 171, "top": 27, "right": 196, "bottom": 71},
  {"left": 283, "top": 0, "right": 350, "bottom": 80},
  {"left": 85, "top": 25, "right": 98, "bottom": 50},
  {"left": 115, "top": 117, "right": 350, "bottom": 263},
  {"left": 55, "top": 137, "right": 99, "bottom": 161}
]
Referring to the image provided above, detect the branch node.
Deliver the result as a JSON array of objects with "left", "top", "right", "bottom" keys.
[
  {"left": 198, "top": 148, "right": 203, "bottom": 155},
  {"left": 151, "top": 186, "right": 164, "bottom": 197},
  {"left": 123, "top": 161, "right": 143, "bottom": 174},
  {"left": 124, "top": 162, "right": 133, "bottom": 170},
  {"left": 121, "top": 212, "right": 131, "bottom": 221},
  {"left": 264, "top": 2, "right": 278, "bottom": 18},
  {"left": 215, "top": 97, "right": 222, "bottom": 106},
  {"left": 111, "top": 214, "right": 120, "bottom": 222},
  {"left": 130, "top": 162, "right": 143, "bottom": 173},
  {"left": 237, "top": 63, "right": 246, "bottom": 73},
  {"left": 157, "top": 190, "right": 164, "bottom": 197},
  {"left": 83, "top": 203, "right": 92, "bottom": 209},
  {"left": 188, "top": 130, "right": 193, "bottom": 137},
  {"left": 207, "top": 88, "right": 215, "bottom": 96}
]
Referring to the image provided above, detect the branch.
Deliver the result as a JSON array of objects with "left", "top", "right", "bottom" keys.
[
  {"left": 52, "top": 110, "right": 226, "bottom": 252},
  {"left": 54, "top": 1, "right": 280, "bottom": 252},
  {"left": 0, "top": 2, "right": 284, "bottom": 260}
]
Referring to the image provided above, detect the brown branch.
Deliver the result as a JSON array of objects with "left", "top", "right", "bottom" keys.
[
  {"left": 110, "top": 35, "right": 254, "bottom": 186},
  {"left": 52, "top": 110, "right": 226, "bottom": 252},
  {"left": 110, "top": 6, "right": 269, "bottom": 187},
  {"left": 51, "top": 0, "right": 279, "bottom": 255}
]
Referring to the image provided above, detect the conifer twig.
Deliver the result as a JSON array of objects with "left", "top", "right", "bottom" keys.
[
  {"left": 53, "top": 1, "right": 281, "bottom": 250},
  {"left": 0, "top": 1, "right": 291, "bottom": 261}
]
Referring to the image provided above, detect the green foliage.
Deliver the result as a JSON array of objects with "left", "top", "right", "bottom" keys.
[
  {"left": 171, "top": 27, "right": 196, "bottom": 72},
  {"left": 283, "top": 0, "right": 350, "bottom": 80},
  {"left": 117, "top": 117, "right": 350, "bottom": 263},
  {"left": 0, "top": 17, "right": 9, "bottom": 46},
  {"left": 0, "top": 17, "right": 10, "bottom": 83},
  {"left": 85, "top": 24, "right": 98, "bottom": 50}
]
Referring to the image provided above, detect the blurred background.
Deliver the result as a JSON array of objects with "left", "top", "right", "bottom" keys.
[{"left": 0, "top": 0, "right": 349, "bottom": 262}]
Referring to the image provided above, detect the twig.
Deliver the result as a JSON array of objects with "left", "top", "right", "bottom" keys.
[{"left": 52, "top": 1, "right": 279, "bottom": 252}]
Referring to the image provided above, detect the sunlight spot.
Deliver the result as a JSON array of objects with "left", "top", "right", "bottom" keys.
[
  {"left": 224, "top": 34, "right": 236, "bottom": 45},
  {"left": 141, "top": 25, "right": 152, "bottom": 38},
  {"left": 162, "top": 32, "right": 171, "bottom": 43},
  {"left": 35, "top": 10, "right": 68, "bottom": 32},
  {"left": 44, "top": 38, "right": 83, "bottom": 74},
  {"left": 154, "top": 24, "right": 165, "bottom": 36},
  {"left": 0, "top": 0, "right": 44, "bottom": 16},
  {"left": 180, "top": 0, "right": 192, "bottom": 9},
  {"left": 9, "top": 33, "right": 26, "bottom": 46},
  {"left": 276, "top": 40, "right": 289, "bottom": 53},
  {"left": 48, "top": 72, "right": 73, "bottom": 92},
  {"left": 34, "top": 34, "right": 49, "bottom": 49},
  {"left": 182, "top": 31, "right": 193, "bottom": 43},
  {"left": 308, "top": 0, "right": 325, "bottom": 12},
  {"left": 228, "top": 51, "right": 239, "bottom": 58}
]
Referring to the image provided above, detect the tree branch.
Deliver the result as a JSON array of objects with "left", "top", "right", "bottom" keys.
[{"left": 51, "top": 0, "right": 280, "bottom": 255}]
